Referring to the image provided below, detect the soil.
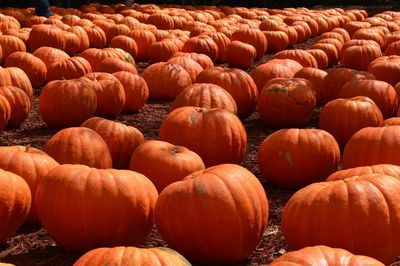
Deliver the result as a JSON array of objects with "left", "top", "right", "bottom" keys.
[{"left": 0, "top": 6, "right": 397, "bottom": 266}]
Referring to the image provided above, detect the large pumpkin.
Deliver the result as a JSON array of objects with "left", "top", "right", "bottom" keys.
[
  {"left": 43, "top": 127, "right": 112, "bottom": 168},
  {"left": 231, "top": 27, "right": 267, "bottom": 59},
  {"left": 46, "top": 56, "right": 93, "bottom": 81},
  {"left": 282, "top": 174, "right": 400, "bottom": 265},
  {"left": 0, "top": 169, "right": 31, "bottom": 242},
  {"left": 129, "top": 140, "right": 205, "bottom": 192},
  {"left": 36, "top": 164, "right": 158, "bottom": 252},
  {"left": 257, "top": 78, "right": 316, "bottom": 128},
  {"left": 73, "top": 246, "right": 190, "bottom": 266},
  {"left": 258, "top": 128, "right": 340, "bottom": 189},
  {"left": 343, "top": 126, "right": 400, "bottom": 168},
  {"left": 141, "top": 62, "right": 192, "bottom": 100},
  {"left": 39, "top": 78, "right": 97, "bottom": 129},
  {"left": 0, "top": 86, "right": 30, "bottom": 126},
  {"left": 0, "top": 146, "right": 58, "bottom": 224},
  {"left": 270, "top": 245, "right": 384, "bottom": 266},
  {"left": 319, "top": 96, "right": 383, "bottom": 146},
  {"left": 155, "top": 164, "right": 268, "bottom": 264},
  {"left": 159, "top": 107, "right": 246, "bottom": 167},
  {"left": 293, "top": 67, "right": 327, "bottom": 104},
  {"left": 81, "top": 117, "right": 144, "bottom": 169},
  {"left": 367, "top": 55, "right": 400, "bottom": 86},
  {"left": 196, "top": 67, "right": 258, "bottom": 118},
  {"left": 327, "top": 164, "right": 400, "bottom": 181}
]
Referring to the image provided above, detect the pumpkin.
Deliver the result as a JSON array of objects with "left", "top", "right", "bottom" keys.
[
  {"left": 231, "top": 27, "right": 267, "bottom": 59},
  {"left": 0, "top": 146, "right": 59, "bottom": 224},
  {"left": 311, "top": 42, "right": 339, "bottom": 66},
  {"left": 109, "top": 35, "right": 138, "bottom": 58},
  {"left": 0, "top": 35, "right": 26, "bottom": 64},
  {"left": 258, "top": 128, "right": 340, "bottom": 189},
  {"left": 67, "top": 26, "right": 90, "bottom": 52},
  {"left": 271, "top": 49, "right": 318, "bottom": 68},
  {"left": 159, "top": 107, "right": 247, "bottom": 167},
  {"left": 225, "top": 40, "right": 257, "bottom": 69},
  {"left": 0, "top": 94, "right": 11, "bottom": 131},
  {"left": 32, "top": 46, "right": 70, "bottom": 70},
  {"left": 380, "top": 117, "right": 400, "bottom": 126},
  {"left": 182, "top": 35, "right": 218, "bottom": 62},
  {"left": 27, "top": 24, "right": 65, "bottom": 52},
  {"left": 343, "top": 126, "right": 400, "bottom": 168},
  {"left": 196, "top": 67, "right": 258, "bottom": 118},
  {"left": 171, "top": 52, "right": 214, "bottom": 69},
  {"left": 263, "top": 31, "right": 289, "bottom": 52},
  {"left": 129, "top": 140, "right": 205, "bottom": 192},
  {"left": 367, "top": 55, "right": 400, "bottom": 86},
  {"left": 320, "top": 97, "right": 383, "bottom": 146},
  {"left": 306, "top": 48, "right": 329, "bottom": 69},
  {"left": 155, "top": 164, "right": 268, "bottom": 264},
  {"left": 171, "top": 83, "right": 237, "bottom": 114},
  {"left": 353, "top": 28, "right": 385, "bottom": 48},
  {"left": 257, "top": 78, "right": 316, "bottom": 128},
  {"left": 270, "top": 245, "right": 384, "bottom": 266},
  {"left": 141, "top": 62, "right": 192, "bottom": 100},
  {"left": 327, "top": 164, "right": 400, "bottom": 181},
  {"left": 112, "top": 71, "right": 148, "bottom": 113},
  {"left": 82, "top": 25, "right": 107, "bottom": 48},
  {"left": 341, "top": 44, "right": 382, "bottom": 71},
  {"left": 4, "top": 51, "right": 46, "bottom": 88},
  {"left": 73, "top": 246, "right": 191, "bottom": 266},
  {"left": 149, "top": 40, "right": 179, "bottom": 63},
  {"left": 128, "top": 29, "right": 156, "bottom": 61},
  {"left": 81, "top": 72, "right": 125, "bottom": 117},
  {"left": 97, "top": 57, "right": 137, "bottom": 74},
  {"left": 39, "top": 78, "right": 97, "bottom": 128},
  {"left": 80, "top": 48, "right": 125, "bottom": 72},
  {"left": 385, "top": 40, "right": 400, "bottom": 56},
  {"left": 337, "top": 79, "right": 398, "bottom": 118},
  {"left": 63, "top": 32, "right": 81, "bottom": 56},
  {"left": 0, "top": 86, "right": 30, "bottom": 126},
  {"left": 0, "top": 169, "right": 31, "bottom": 242},
  {"left": 167, "top": 56, "right": 203, "bottom": 83},
  {"left": 293, "top": 67, "right": 327, "bottom": 104},
  {"left": 81, "top": 117, "right": 144, "bottom": 169},
  {"left": 206, "top": 32, "right": 230, "bottom": 62},
  {"left": 320, "top": 68, "right": 375, "bottom": 105},
  {"left": 35, "top": 164, "right": 158, "bottom": 252},
  {"left": 147, "top": 13, "right": 174, "bottom": 30},
  {"left": 282, "top": 174, "right": 400, "bottom": 265},
  {"left": 46, "top": 56, "right": 92, "bottom": 81},
  {"left": 250, "top": 60, "right": 295, "bottom": 93}
]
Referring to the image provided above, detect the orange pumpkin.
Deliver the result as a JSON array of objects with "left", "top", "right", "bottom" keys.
[
  {"left": 231, "top": 28, "right": 267, "bottom": 59},
  {"left": 225, "top": 40, "right": 257, "bottom": 69},
  {"left": 155, "top": 164, "right": 268, "bottom": 264},
  {"left": 129, "top": 140, "right": 205, "bottom": 192},
  {"left": 32, "top": 46, "right": 70, "bottom": 70},
  {"left": 36, "top": 164, "right": 158, "bottom": 252},
  {"left": 327, "top": 164, "right": 400, "bottom": 181},
  {"left": 293, "top": 67, "right": 327, "bottom": 104},
  {"left": 272, "top": 49, "right": 318, "bottom": 68},
  {"left": 0, "top": 86, "right": 30, "bottom": 126},
  {"left": 81, "top": 117, "right": 144, "bottom": 169},
  {"left": 258, "top": 128, "right": 340, "bottom": 189},
  {"left": 167, "top": 56, "right": 203, "bottom": 83},
  {"left": 46, "top": 56, "right": 92, "bottom": 81},
  {"left": 97, "top": 57, "right": 137, "bottom": 74},
  {"left": 159, "top": 107, "right": 247, "bottom": 167}
]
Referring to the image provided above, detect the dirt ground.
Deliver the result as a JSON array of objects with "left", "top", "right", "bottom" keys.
[{"left": 0, "top": 6, "right": 397, "bottom": 266}]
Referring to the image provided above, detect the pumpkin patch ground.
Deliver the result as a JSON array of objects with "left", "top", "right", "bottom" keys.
[{"left": 0, "top": 2, "right": 400, "bottom": 266}]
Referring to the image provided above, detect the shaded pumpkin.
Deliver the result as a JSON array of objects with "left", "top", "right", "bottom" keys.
[
  {"left": 32, "top": 46, "right": 70, "bottom": 70},
  {"left": 97, "top": 57, "right": 137, "bottom": 74},
  {"left": 0, "top": 86, "right": 30, "bottom": 126},
  {"left": 167, "top": 56, "right": 203, "bottom": 83},
  {"left": 258, "top": 128, "right": 340, "bottom": 189},
  {"left": 271, "top": 49, "right": 318, "bottom": 68},
  {"left": 293, "top": 67, "right": 327, "bottom": 104},
  {"left": 327, "top": 164, "right": 400, "bottom": 181},
  {"left": 46, "top": 56, "right": 92, "bottom": 81},
  {"left": 225, "top": 40, "right": 257, "bottom": 69}
]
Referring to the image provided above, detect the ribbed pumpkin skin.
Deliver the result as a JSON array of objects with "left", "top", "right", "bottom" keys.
[
  {"left": 257, "top": 78, "right": 316, "bottom": 128},
  {"left": 46, "top": 56, "right": 93, "bottom": 81},
  {"left": 270, "top": 245, "right": 384, "bottom": 266},
  {"left": 39, "top": 79, "right": 97, "bottom": 129},
  {"left": 129, "top": 140, "right": 205, "bottom": 193},
  {"left": 32, "top": 46, "right": 70, "bottom": 70},
  {"left": 112, "top": 71, "right": 148, "bottom": 113},
  {"left": 0, "top": 86, "right": 30, "bottom": 126},
  {"left": 0, "top": 94, "right": 11, "bottom": 131},
  {"left": 0, "top": 146, "right": 58, "bottom": 224},
  {"left": 73, "top": 246, "right": 191, "bottom": 266},
  {"left": 159, "top": 107, "right": 247, "bottom": 167},
  {"left": 0, "top": 169, "right": 31, "bottom": 243},
  {"left": 43, "top": 127, "right": 112, "bottom": 169},
  {"left": 196, "top": 67, "right": 258, "bottom": 118},
  {"left": 282, "top": 174, "right": 400, "bottom": 265},
  {"left": 327, "top": 164, "right": 400, "bottom": 181},
  {"left": 367, "top": 56, "right": 400, "bottom": 86},
  {"left": 319, "top": 97, "right": 383, "bottom": 146},
  {"left": 36, "top": 165, "right": 158, "bottom": 252},
  {"left": 81, "top": 117, "right": 144, "bottom": 169},
  {"left": 258, "top": 128, "right": 340, "bottom": 189},
  {"left": 293, "top": 67, "right": 327, "bottom": 104},
  {"left": 155, "top": 164, "right": 268, "bottom": 264},
  {"left": 82, "top": 72, "right": 126, "bottom": 117},
  {"left": 141, "top": 62, "right": 192, "bottom": 100},
  {"left": 271, "top": 49, "right": 318, "bottom": 68},
  {"left": 171, "top": 83, "right": 237, "bottom": 114},
  {"left": 343, "top": 126, "right": 400, "bottom": 169}
]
